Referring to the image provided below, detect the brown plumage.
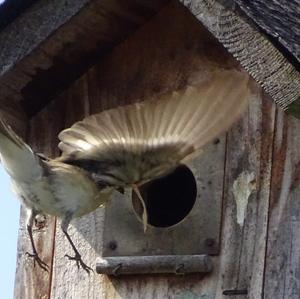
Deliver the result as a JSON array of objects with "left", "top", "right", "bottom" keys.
[
  {"left": 0, "top": 118, "right": 112, "bottom": 273},
  {"left": 0, "top": 68, "right": 250, "bottom": 272},
  {"left": 58, "top": 69, "right": 251, "bottom": 230}
]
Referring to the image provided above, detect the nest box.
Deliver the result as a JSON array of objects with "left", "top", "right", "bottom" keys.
[
  {"left": 97, "top": 143, "right": 223, "bottom": 275},
  {"left": 1, "top": 0, "right": 299, "bottom": 297}
]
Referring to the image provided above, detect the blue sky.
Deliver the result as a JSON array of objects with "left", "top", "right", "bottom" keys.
[{"left": 0, "top": 166, "right": 20, "bottom": 299}]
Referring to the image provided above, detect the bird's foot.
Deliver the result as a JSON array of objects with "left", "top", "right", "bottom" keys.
[
  {"left": 25, "top": 251, "right": 49, "bottom": 272},
  {"left": 65, "top": 253, "right": 93, "bottom": 274}
]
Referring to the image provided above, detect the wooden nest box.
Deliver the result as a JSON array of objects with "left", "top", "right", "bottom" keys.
[{"left": 0, "top": 0, "right": 299, "bottom": 298}]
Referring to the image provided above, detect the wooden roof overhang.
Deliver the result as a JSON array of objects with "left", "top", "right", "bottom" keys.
[
  {"left": 0, "top": 0, "right": 171, "bottom": 134},
  {"left": 0, "top": 0, "right": 299, "bottom": 134}
]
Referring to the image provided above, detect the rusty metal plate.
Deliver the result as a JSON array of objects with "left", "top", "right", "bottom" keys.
[{"left": 102, "top": 138, "right": 225, "bottom": 257}]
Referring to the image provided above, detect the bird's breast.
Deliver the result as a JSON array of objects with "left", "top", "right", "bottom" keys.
[{"left": 14, "top": 164, "right": 110, "bottom": 218}]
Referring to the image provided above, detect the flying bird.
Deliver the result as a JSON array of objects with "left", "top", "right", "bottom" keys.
[
  {"left": 0, "top": 120, "right": 112, "bottom": 272},
  {"left": 0, "top": 68, "right": 250, "bottom": 273},
  {"left": 58, "top": 69, "right": 251, "bottom": 232}
]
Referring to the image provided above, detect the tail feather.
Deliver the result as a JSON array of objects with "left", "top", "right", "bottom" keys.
[{"left": 0, "top": 119, "right": 42, "bottom": 181}]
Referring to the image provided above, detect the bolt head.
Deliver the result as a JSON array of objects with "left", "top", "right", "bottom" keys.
[
  {"left": 205, "top": 238, "right": 215, "bottom": 247},
  {"left": 108, "top": 241, "right": 117, "bottom": 251}
]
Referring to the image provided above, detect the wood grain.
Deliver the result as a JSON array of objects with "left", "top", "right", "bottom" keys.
[
  {"left": 47, "top": 2, "right": 228, "bottom": 298},
  {"left": 14, "top": 1, "right": 299, "bottom": 298},
  {"left": 46, "top": 2, "right": 272, "bottom": 299},
  {"left": 264, "top": 110, "right": 300, "bottom": 299},
  {"left": 180, "top": 0, "right": 300, "bottom": 117},
  {"left": 48, "top": 76, "right": 109, "bottom": 299},
  {"left": 215, "top": 90, "right": 276, "bottom": 299},
  {"left": 234, "top": 0, "right": 300, "bottom": 63},
  {"left": 14, "top": 99, "right": 65, "bottom": 299},
  {"left": 0, "top": 98, "right": 27, "bottom": 138},
  {"left": 86, "top": 2, "right": 238, "bottom": 114},
  {"left": 0, "top": 0, "right": 169, "bottom": 117},
  {"left": 96, "top": 255, "right": 213, "bottom": 275}
]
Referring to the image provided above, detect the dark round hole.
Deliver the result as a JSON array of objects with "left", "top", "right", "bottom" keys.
[{"left": 132, "top": 165, "right": 197, "bottom": 228}]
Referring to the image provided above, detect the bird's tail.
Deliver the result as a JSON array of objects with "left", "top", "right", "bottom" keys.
[{"left": 0, "top": 119, "right": 42, "bottom": 181}]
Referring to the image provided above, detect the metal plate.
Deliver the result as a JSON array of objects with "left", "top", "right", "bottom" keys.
[{"left": 102, "top": 138, "right": 225, "bottom": 257}]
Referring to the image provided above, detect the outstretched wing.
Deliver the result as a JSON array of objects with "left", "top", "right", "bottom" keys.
[{"left": 58, "top": 69, "right": 250, "bottom": 187}]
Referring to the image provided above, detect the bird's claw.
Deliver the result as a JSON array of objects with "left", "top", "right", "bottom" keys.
[
  {"left": 64, "top": 253, "right": 93, "bottom": 274},
  {"left": 25, "top": 251, "right": 49, "bottom": 272}
]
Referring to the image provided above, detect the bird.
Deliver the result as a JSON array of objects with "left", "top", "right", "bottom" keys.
[
  {"left": 57, "top": 68, "right": 251, "bottom": 232},
  {"left": 0, "top": 119, "right": 112, "bottom": 273},
  {"left": 0, "top": 68, "right": 250, "bottom": 273}
]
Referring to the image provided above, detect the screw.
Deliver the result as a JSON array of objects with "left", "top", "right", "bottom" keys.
[
  {"left": 205, "top": 238, "right": 215, "bottom": 247},
  {"left": 112, "top": 263, "right": 122, "bottom": 276},
  {"left": 175, "top": 264, "right": 185, "bottom": 275},
  {"left": 108, "top": 241, "right": 117, "bottom": 251},
  {"left": 213, "top": 138, "right": 220, "bottom": 145}
]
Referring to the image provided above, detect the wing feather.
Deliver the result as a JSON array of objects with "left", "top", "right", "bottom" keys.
[{"left": 58, "top": 69, "right": 250, "bottom": 186}]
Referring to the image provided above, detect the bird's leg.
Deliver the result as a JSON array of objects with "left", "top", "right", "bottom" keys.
[
  {"left": 61, "top": 216, "right": 93, "bottom": 274},
  {"left": 25, "top": 209, "right": 49, "bottom": 272},
  {"left": 132, "top": 185, "right": 148, "bottom": 233}
]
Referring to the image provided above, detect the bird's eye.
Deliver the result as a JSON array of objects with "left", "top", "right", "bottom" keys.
[{"left": 132, "top": 165, "right": 197, "bottom": 228}]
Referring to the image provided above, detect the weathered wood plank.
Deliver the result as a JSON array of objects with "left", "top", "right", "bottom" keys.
[
  {"left": 14, "top": 100, "right": 65, "bottom": 299},
  {"left": 180, "top": 0, "right": 300, "bottom": 117},
  {"left": 14, "top": 1, "right": 284, "bottom": 298},
  {"left": 87, "top": 3, "right": 238, "bottom": 113},
  {"left": 214, "top": 91, "right": 276, "bottom": 299},
  {"left": 14, "top": 206, "right": 53, "bottom": 299},
  {"left": 0, "top": 0, "right": 89, "bottom": 74},
  {"left": 48, "top": 2, "right": 231, "bottom": 298},
  {"left": 234, "top": 0, "right": 300, "bottom": 63},
  {"left": 47, "top": 76, "right": 107, "bottom": 298},
  {"left": 47, "top": 2, "right": 275, "bottom": 299},
  {"left": 264, "top": 110, "right": 300, "bottom": 299},
  {"left": 0, "top": 98, "right": 27, "bottom": 138},
  {"left": 0, "top": 0, "right": 169, "bottom": 117},
  {"left": 94, "top": 82, "right": 274, "bottom": 299},
  {"left": 96, "top": 255, "right": 213, "bottom": 275}
]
